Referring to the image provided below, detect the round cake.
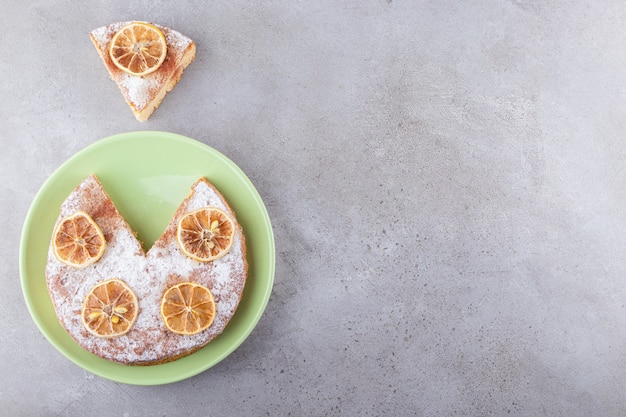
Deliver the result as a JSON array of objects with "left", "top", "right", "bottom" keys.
[{"left": 45, "top": 174, "right": 247, "bottom": 365}]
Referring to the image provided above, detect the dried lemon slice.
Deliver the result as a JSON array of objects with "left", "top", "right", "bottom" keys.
[
  {"left": 160, "top": 282, "right": 216, "bottom": 335},
  {"left": 109, "top": 22, "right": 167, "bottom": 76},
  {"left": 81, "top": 279, "right": 139, "bottom": 338},
  {"left": 176, "top": 207, "right": 235, "bottom": 262},
  {"left": 52, "top": 211, "right": 106, "bottom": 268}
]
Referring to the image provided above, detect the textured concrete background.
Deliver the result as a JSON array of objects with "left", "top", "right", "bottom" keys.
[{"left": 2, "top": 0, "right": 626, "bottom": 415}]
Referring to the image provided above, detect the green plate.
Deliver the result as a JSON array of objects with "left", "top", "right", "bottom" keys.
[{"left": 19, "top": 131, "right": 275, "bottom": 385}]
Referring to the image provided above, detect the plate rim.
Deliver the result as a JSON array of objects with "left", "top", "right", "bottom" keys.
[{"left": 19, "top": 131, "right": 275, "bottom": 385}]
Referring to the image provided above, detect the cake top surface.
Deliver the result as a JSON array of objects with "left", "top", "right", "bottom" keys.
[
  {"left": 90, "top": 22, "right": 195, "bottom": 111},
  {"left": 45, "top": 174, "right": 247, "bottom": 364}
]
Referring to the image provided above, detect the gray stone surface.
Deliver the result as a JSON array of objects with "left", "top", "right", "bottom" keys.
[{"left": 2, "top": 0, "right": 625, "bottom": 415}]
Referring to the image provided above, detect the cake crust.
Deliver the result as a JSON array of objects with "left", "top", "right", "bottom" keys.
[{"left": 45, "top": 175, "right": 247, "bottom": 365}]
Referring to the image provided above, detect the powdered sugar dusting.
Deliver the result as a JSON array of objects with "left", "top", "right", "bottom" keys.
[
  {"left": 90, "top": 23, "right": 121, "bottom": 46},
  {"left": 122, "top": 74, "right": 159, "bottom": 109},
  {"left": 46, "top": 175, "right": 247, "bottom": 364}
]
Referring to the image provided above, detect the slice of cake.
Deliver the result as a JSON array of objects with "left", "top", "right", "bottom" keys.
[
  {"left": 90, "top": 21, "right": 196, "bottom": 121},
  {"left": 45, "top": 174, "right": 247, "bottom": 365}
]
